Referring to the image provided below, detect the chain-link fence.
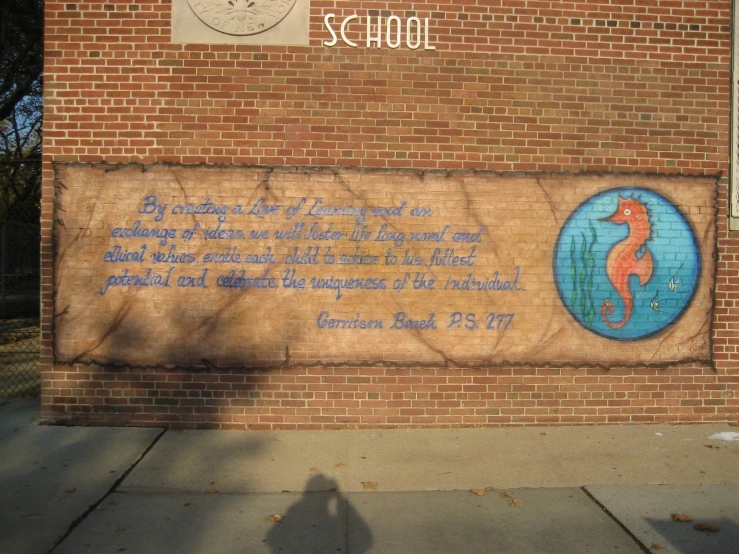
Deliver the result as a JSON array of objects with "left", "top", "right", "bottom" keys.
[
  {"left": 1, "top": 46, "right": 43, "bottom": 396},
  {"left": 0, "top": 221, "right": 40, "bottom": 398}
]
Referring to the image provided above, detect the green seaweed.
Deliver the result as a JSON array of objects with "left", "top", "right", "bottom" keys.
[
  {"left": 579, "top": 233, "right": 588, "bottom": 317},
  {"left": 569, "top": 221, "right": 598, "bottom": 325},
  {"left": 585, "top": 221, "right": 598, "bottom": 326},
  {"left": 570, "top": 236, "right": 577, "bottom": 308}
]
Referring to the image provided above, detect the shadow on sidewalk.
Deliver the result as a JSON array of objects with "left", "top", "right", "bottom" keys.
[
  {"left": 0, "top": 399, "right": 162, "bottom": 554},
  {"left": 266, "top": 473, "right": 373, "bottom": 554},
  {"left": 645, "top": 517, "right": 739, "bottom": 553}
]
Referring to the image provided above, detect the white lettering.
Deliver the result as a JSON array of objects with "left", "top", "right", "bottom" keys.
[
  {"left": 367, "top": 16, "right": 382, "bottom": 48},
  {"left": 424, "top": 18, "right": 436, "bottom": 50},
  {"left": 323, "top": 13, "right": 338, "bottom": 47},
  {"left": 386, "top": 15, "right": 401, "bottom": 49},
  {"left": 340, "top": 14, "right": 358, "bottom": 47},
  {"left": 323, "top": 14, "right": 436, "bottom": 51},
  {"left": 406, "top": 17, "right": 421, "bottom": 49}
]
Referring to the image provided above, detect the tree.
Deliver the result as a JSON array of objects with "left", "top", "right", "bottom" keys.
[
  {"left": 0, "top": 0, "right": 43, "bottom": 223},
  {"left": 0, "top": 0, "right": 43, "bottom": 122}
]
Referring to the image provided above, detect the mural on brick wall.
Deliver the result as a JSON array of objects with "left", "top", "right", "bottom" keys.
[
  {"left": 554, "top": 188, "right": 701, "bottom": 341},
  {"left": 52, "top": 165, "right": 715, "bottom": 368}
]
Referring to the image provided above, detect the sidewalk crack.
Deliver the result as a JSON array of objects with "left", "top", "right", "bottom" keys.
[
  {"left": 580, "top": 486, "right": 651, "bottom": 554},
  {"left": 47, "top": 428, "right": 167, "bottom": 553}
]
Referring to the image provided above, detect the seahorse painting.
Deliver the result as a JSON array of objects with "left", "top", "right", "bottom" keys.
[
  {"left": 554, "top": 187, "right": 700, "bottom": 341},
  {"left": 599, "top": 196, "right": 654, "bottom": 329}
]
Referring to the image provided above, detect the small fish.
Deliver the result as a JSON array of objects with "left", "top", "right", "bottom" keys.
[
  {"left": 650, "top": 292, "right": 663, "bottom": 312},
  {"left": 667, "top": 263, "right": 684, "bottom": 293}
]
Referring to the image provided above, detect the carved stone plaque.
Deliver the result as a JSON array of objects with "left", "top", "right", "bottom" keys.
[
  {"left": 171, "top": 0, "right": 309, "bottom": 45},
  {"left": 186, "top": 0, "right": 298, "bottom": 36}
]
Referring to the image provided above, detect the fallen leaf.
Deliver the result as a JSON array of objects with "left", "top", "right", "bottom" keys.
[
  {"left": 540, "top": 432, "right": 547, "bottom": 436},
  {"left": 502, "top": 491, "right": 515, "bottom": 499},
  {"left": 470, "top": 489, "right": 487, "bottom": 496},
  {"left": 335, "top": 462, "right": 346, "bottom": 469},
  {"left": 362, "top": 481, "right": 378, "bottom": 490},
  {"left": 206, "top": 489, "right": 218, "bottom": 494},
  {"left": 309, "top": 466, "right": 319, "bottom": 472},
  {"left": 672, "top": 513, "right": 694, "bottom": 522},
  {"left": 266, "top": 514, "right": 283, "bottom": 523},
  {"left": 208, "top": 481, "right": 215, "bottom": 486},
  {"left": 650, "top": 544, "right": 662, "bottom": 550},
  {"left": 729, "top": 422, "right": 739, "bottom": 428},
  {"left": 694, "top": 523, "right": 719, "bottom": 532},
  {"left": 183, "top": 502, "right": 191, "bottom": 507},
  {"left": 509, "top": 499, "right": 524, "bottom": 507},
  {"left": 116, "top": 527, "right": 126, "bottom": 533},
  {"left": 63, "top": 488, "right": 76, "bottom": 494},
  {"left": 704, "top": 444, "right": 720, "bottom": 450}
]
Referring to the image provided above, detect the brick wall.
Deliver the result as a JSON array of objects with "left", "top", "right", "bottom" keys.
[{"left": 41, "top": 0, "right": 739, "bottom": 428}]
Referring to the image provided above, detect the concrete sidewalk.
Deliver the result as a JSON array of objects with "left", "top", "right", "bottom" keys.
[
  {"left": 0, "top": 399, "right": 161, "bottom": 554},
  {"left": 1, "top": 399, "right": 737, "bottom": 553}
]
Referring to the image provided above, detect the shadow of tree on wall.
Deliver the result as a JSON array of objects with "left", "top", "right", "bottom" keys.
[{"left": 51, "top": 282, "right": 316, "bottom": 428}]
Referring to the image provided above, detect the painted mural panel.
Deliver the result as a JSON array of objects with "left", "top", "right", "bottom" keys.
[{"left": 53, "top": 165, "right": 715, "bottom": 368}]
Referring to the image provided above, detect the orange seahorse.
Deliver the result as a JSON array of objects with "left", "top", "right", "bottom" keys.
[{"left": 599, "top": 196, "right": 654, "bottom": 329}]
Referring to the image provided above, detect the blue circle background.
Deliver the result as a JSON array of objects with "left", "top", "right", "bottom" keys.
[{"left": 553, "top": 187, "right": 700, "bottom": 341}]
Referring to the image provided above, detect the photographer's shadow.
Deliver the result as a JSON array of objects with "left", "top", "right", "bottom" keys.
[{"left": 266, "top": 474, "right": 373, "bottom": 554}]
